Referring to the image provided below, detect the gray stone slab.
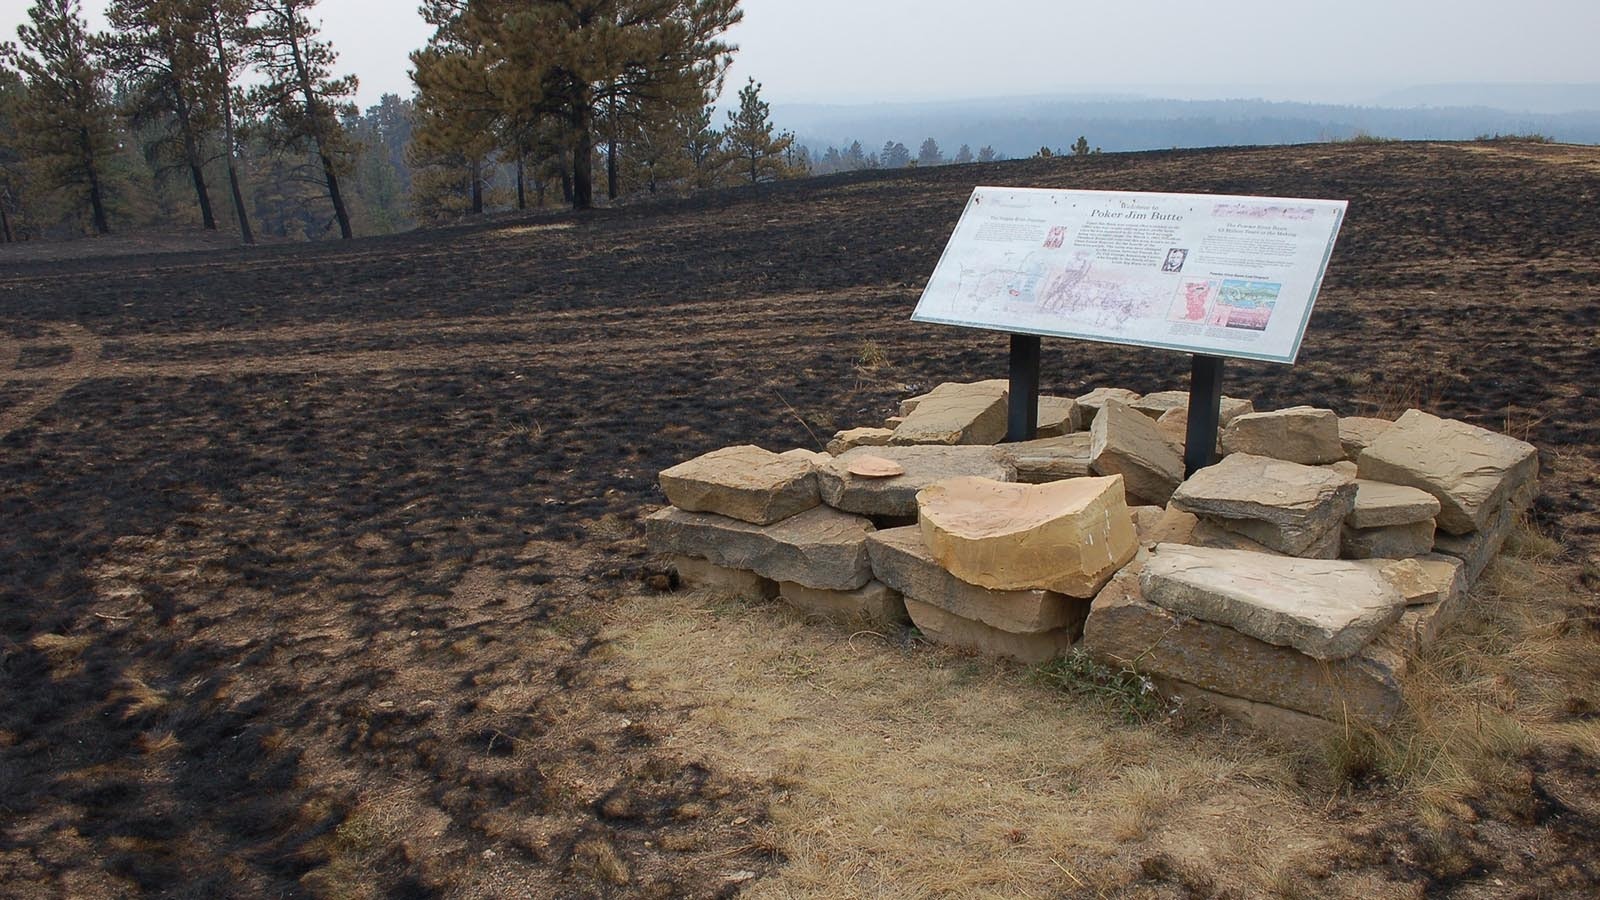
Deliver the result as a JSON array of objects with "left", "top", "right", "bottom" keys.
[
  {"left": 1348, "top": 480, "right": 1442, "bottom": 529},
  {"left": 816, "top": 445, "right": 1015, "bottom": 518},
  {"left": 1358, "top": 410, "right": 1539, "bottom": 536},
  {"left": 645, "top": 506, "right": 875, "bottom": 591},
  {"left": 1341, "top": 520, "right": 1436, "bottom": 560},
  {"left": 1000, "top": 432, "right": 1093, "bottom": 484},
  {"left": 1139, "top": 543, "right": 1406, "bottom": 660},
  {"left": 1170, "top": 453, "right": 1356, "bottom": 557}
]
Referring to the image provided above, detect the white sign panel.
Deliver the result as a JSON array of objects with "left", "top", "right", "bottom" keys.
[{"left": 912, "top": 187, "right": 1347, "bottom": 364}]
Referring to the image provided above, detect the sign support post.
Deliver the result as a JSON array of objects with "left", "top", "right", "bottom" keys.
[
  {"left": 1183, "top": 355, "right": 1225, "bottom": 477},
  {"left": 1006, "top": 334, "right": 1041, "bottom": 442}
]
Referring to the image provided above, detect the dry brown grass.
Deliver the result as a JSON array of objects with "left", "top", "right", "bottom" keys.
[{"left": 603, "top": 591, "right": 1352, "bottom": 898}]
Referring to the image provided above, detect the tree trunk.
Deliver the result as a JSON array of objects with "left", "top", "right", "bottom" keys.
[
  {"left": 470, "top": 157, "right": 483, "bottom": 215},
  {"left": 82, "top": 128, "right": 109, "bottom": 235},
  {"left": 174, "top": 93, "right": 216, "bottom": 230},
  {"left": 0, "top": 199, "right": 12, "bottom": 243},
  {"left": 226, "top": 161, "right": 254, "bottom": 245},
  {"left": 515, "top": 156, "right": 526, "bottom": 210},
  {"left": 320, "top": 152, "right": 353, "bottom": 239},
  {"left": 571, "top": 95, "right": 593, "bottom": 210},
  {"left": 560, "top": 167, "right": 572, "bottom": 204},
  {"left": 209, "top": 3, "right": 254, "bottom": 244}
]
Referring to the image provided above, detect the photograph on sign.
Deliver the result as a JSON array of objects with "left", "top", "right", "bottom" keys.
[{"left": 912, "top": 188, "right": 1347, "bottom": 364}]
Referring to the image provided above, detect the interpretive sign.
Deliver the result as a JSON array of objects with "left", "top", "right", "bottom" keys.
[{"left": 912, "top": 187, "right": 1347, "bottom": 365}]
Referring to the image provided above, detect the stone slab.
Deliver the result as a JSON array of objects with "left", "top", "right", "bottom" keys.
[
  {"left": 1170, "top": 453, "right": 1356, "bottom": 557},
  {"left": 892, "top": 381, "right": 1009, "bottom": 445},
  {"left": 645, "top": 506, "right": 875, "bottom": 591},
  {"left": 1155, "top": 678, "right": 1339, "bottom": 745},
  {"left": 671, "top": 555, "right": 778, "bottom": 600},
  {"left": 1037, "top": 396, "right": 1083, "bottom": 437},
  {"left": 999, "top": 432, "right": 1093, "bottom": 484},
  {"left": 778, "top": 580, "right": 908, "bottom": 627},
  {"left": 659, "top": 444, "right": 820, "bottom": 525},
  {"left": 1221, "top": 406, "right": 1344, "bottom": 465},
  {"left": 898, "top": 379, "right": 1009, "bottom": 417},
  {"left": 1348, "top": 480, "right": 1442, "bottom": 529},
  {"left": 1357, "top": 409, "right": 1539, "bottom": 536},
  {"left": 1076, "top": 388, "right": 1142, "bottom": 424},
  {"left": 1140, "top": 543, "right": 1406, "bottom": 660},
  {"left": 1341, "top": 520, "right": 1436, "bottom": 560},
  {"left": 1431, "top": 477, "right": 1536, "bottom": 583},
  {"left": 1084, "top": 566, "right": 1408, "bottom": 724},
  {"left": 866, "top": 526, "right": 1086, "bottom": 634},
  {"left": 905, "top": 598, "right": 1075, "bottom": 664},
  {"left": 827, "top": 427, "right": 895, "bottom": 456},
  {"left": 1129, "top": 390, "right": 1195, "bottom": 419},
  {"left": 918, "top": 475, "right": 1139, "bottom": 598},
  {"left": 1339, "top": 416, "right": 1394, "bottom": 462},
  {"left": 1090, "top": 399, "right": 1185, "bottom": 506},
  {"left": 817, "top": 445, "right": 1015, "bottom": 518}
]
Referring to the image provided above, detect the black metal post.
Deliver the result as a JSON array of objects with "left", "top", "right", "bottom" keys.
[
  {"left": 1183, "top": 355, "right": 1225, "bottom": 477},
  {"left": 1006, "top": 334, "right": 1042, "bottom": 443}
]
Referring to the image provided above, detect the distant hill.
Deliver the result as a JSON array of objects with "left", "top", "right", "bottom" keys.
[{"left": 778, "top": 88, "right": 1600, "bottom": 159}]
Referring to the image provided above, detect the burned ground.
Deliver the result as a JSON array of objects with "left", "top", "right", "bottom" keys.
[{"left": 1, "top": 141, "right": 1598, "bottom": 897}]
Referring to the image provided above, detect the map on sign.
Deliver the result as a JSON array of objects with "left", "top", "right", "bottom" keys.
[{"left": 912, "top": 188, "right": 1347, "bottom": 364}]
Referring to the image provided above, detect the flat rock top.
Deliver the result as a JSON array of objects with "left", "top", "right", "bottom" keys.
[
  {"left": 827, "top": 445, "right": 1012, "bottom": 477},
  {"left": 1349, "top": 479, "right": 1442, "bottom": 529},
  {"left": 1172, "top": 453, "right": 1353, "bottom": 519},
  {"left": 1077, "top": 387, "right": 1141, "bottom": 409},
  {"left": 661, "top": 444, "right": 812, "bottom": 490},
  {"left": 1141, "top": 542, "right": 1406, "bottom": 660},
  {"left": 917, "top": 475, "right": 1129, "bottom": 536},
  {"left": 1129, "top": 390, "right": 1193, "bottom": 418}
]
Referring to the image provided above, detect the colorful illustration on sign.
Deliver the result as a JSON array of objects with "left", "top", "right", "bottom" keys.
[
  {"left": 1210, "top": 279, "right": 1282, "bottom": 331},
  {"left": 1169, "top": 279, "right": 1218, "bottom": 323},
  {"left": 1043, "top": 226, "right": 1067, "bottom": 249}
]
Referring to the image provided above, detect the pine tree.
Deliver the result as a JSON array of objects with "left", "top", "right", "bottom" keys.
[
  {"left": 679, "top": 102, "right": 724, "bottom": 189},
  {"left": 6, "top": 0, "right": 119, "bottom": 234},
  {"left": 0, "top": 61, "right": 26, "bottom": 241},
  {"left": 917, "top": 137, "right": 943, "bottom": 167},
  {"left": 199, "top": 0, "right": 253, "bottom": 242},
  {"left": 723, "top": 77, "right": 793, "bottom": 185},
  {"left": 881, "top": 140, "right": 911, "bottom": 169},
  {"left": 470, "top": 0, "right": 742, "bottom": 209},
  {"left": 104, "top": 0, "right": 223, "bottom": 230},
  {"left": 246, "top": 0, "right": 358, "bottom": 239},
  {"left": 977, "top": 145, "right": 998, "bottom": 163},
  {"left": 1072, "top": 135, "right": 1091, "bottom": 156},
  {"left": 953, "top": 143, "right": 974, "bottom": 165}
]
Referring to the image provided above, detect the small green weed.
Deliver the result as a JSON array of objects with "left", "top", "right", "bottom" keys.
[{"left": 1033, "top": 649, "right": 1166, "bottom": 723}]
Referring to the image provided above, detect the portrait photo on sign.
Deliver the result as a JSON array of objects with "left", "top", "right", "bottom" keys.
[{"left": 1162, "top": 248, "right": 1189, "bottom": 273}]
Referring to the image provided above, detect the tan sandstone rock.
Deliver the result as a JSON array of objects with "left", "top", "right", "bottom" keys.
[
  {"left": 659, "top": 444, "right": 820, "bottom": 525},
  {"left": 671, "top": 555, "right": 777, "bottom": 600},
  {"left": 998, "top": 432, "right": 1093, "bottom": 483},
  {"left": 1220, "top": 406, "right": 1345, "bottom": 465},
  {"left": 1170, "top": 453, "right": 1356, "bottom": 557},
  {"left": 778, "top": 580, "right": 908, "bottom": 626},
  {"left": 892, "top": 380, "right": 1009, "bottom": 445},
  {"left": 1140, "top": 543, "right": 1407, "bottom": 660},
  {"left": 1153, "top": 398, "right": 1254, "bottom": 454},
  {"left": 905, "top": 598, "right": 1074, "bottom": 664},
  {"left": 645, "top": 506, "right": 875, "bottom": 591},
  {"left": 866, "top": 526, "right": 1088, "bottom": 634},
  {"left": 1129, "top": 390, "right": 1195, "bottom": 419},
  {"left": 917, "top": 475, "right": 1138, "bottom": 598},
  {"left": 1341, "top": 520, "right": 1436, "bottom": 560},
  {"left": 1084, "top": 565, "right": 1408, "bottom": 725},
  {"left": 817, "top": 445, "right": 1015, "bottom": 518},
  {"left": 1075, "top": 387, "right": 1142, "bottom": 425},
  {"left": 1348, "top": 480, "right": 1441, "bottom": 529},
  {"left": 1356, "top": 409, "right": 1539, "bottom": 536},
  {"left": 1339, "top": 416, "right": 1394, "bottom": 462},
  {"left": 1090, "top": 400, "right": 1185, "bottom": 505},
  {"left": 827, "top": 427, "right": 896, "bottom": 456},
  {"left": 1037, "top": 396, "right": 1083, "bottom": 437}
]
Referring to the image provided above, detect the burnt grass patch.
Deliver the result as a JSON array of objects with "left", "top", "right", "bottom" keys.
[{"left": 2, "top": 141, "right": 1599, "bottom": 895}]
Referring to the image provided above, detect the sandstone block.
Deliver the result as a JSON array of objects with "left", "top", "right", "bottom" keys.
[
  {"left": 1037, "top": 396, "right": 1083, "bottom": 437},
  {"left": 1339, "top": 416, "right": 1394, "bottom": 462},
  {"left": 898, "top": 379, "right": 1009, "bottom": 417},
  {"left": 1129, "top": 390, "right": 1194, "bottom": 419},
  {"left": 1221, "top": 406, "right": 1344, "bottom": 465},
  {"left": 892, "top": 380, "right": 1009, "bottom": 445},
  {"left": 1357, "top": 409, "right": 1539, "bottom": 535},
  {"left": 1341, "top": 520, "right": 1436, "bottom": 560},
  {"left": 817, "top": 445, "right": 1015, "bottom": 518},
  {"left": 866, "top": 526, "right": 1087, "bottom": 634},
  {"left": 1431, "top": 477, "right": 1536, "bottom": 584},
  {"left": 999, "top": 432, "right": 1093, "bottom": 483},
  {"left": 645, "top": 506, "right": 875, "bottom": 591},
  {"left": 1170, "top": 453, "right": 1356, "bottom": 557},
  {"left": 671, "top": 555, "right": 777, "bottom": 600},
  {"left": 1075, "top": 387, "right": 1141, "bottom": 424},
  {"left": 778, "top": 580, "right": 908, "bottom": 627},
  {"left": 1090, "top": 400, "right": 1185, "bottom": 505},
  {"left": 906, "top": 598, "right": 1074, "bottom": 664},
  {"left": 659, "top": 445, "right": 820, "bottom": 525},
  {"left": 918, "top": 475, "right": 1138, "bottom": 598},
  {"left": 1324, "top": 460, "right": 1359, "bottom": 480},
  {"left": 1377, "top": 556, "right": 1469, "bottom": 655},
  {"left": 827, "top": 427, "right": 895, "bottom": 456},
  {"left": 1140, "top": 543, "right": 1406, "bottom": 660},
  {"left": 1129, "top": 505, "right": 1166, "bottom": 543},
  {"left": 1084, "top": 566, "right": 1407, "bottom": 724},
  {"left": 1154, "top": 678, "right": 1339, "bottom": 745},
  {"left": 779, "top": 448, "right": 832, "bottom": 466},
  {"left": 1348, "top": 480, "right": 1441, "bottom": 529}
]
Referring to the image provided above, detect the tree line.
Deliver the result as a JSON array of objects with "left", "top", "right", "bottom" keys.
[{"left": 0, "top": 1, "right": 1010, "bottom": 245}]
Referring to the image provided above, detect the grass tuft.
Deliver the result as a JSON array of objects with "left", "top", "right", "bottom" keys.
[{"left": 1032, "top": 649, "right": 1169, "bottom": 724}]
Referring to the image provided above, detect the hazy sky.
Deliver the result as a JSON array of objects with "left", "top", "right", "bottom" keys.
[{"left": 4, "top": 0, "right": 1598, "bottom": 109}]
